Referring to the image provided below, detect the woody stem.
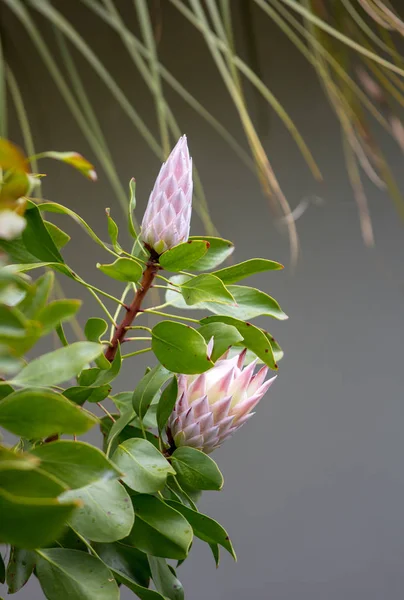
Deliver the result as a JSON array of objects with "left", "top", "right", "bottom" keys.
[{"left": 105, "top": 257, "right": 160, "bottom": 362}]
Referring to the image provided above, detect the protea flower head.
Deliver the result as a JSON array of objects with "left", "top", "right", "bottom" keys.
[
  {"left": 167, "top": 346, "right": 276, "bottom": 454},
  {"left": 141, "top": 135, "right": 193, "bottom": 255}
]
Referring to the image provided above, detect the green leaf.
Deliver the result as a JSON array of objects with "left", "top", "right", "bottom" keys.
[
  {"left": 187, "top": 236, "right": 234, "bottom": 270},
  {"left": 148, "top": 556, "right": 184, "bottom": 600},
  {"left": 171, "top": 447, "right": 223, "bottom": 491},
  {"left": 37, "top": 299, "right": 81, "bottom": 334},
  {"left": 166, "top": 501, "right": 236, "bottom": 560},
  {"left": 128, "top": 177, "right": 137, "bottom": 238},
  {"left": 105, "top": 409, "right": 136, "bottom": 454},
  {"left": 84, "top": 317, "right": 110, "bottom": 369},
  {"left": 92, "top": 542, "right": 151, "bottom": 589},
  {"left": 44, "top": 221, "right": 71, "bottom": 250},
  {"left": 0, "top": 467, "right": 67, "bottom": 498},
  {"left": 263, "top": 331, "right": 284, "bottom": 362},
  {"left": 97, "top": 257, "right": 143, "bottom": 283},
  {"left": 39, "top": 151, "right": 97, "bottom": 180},
  {"left": 36, "top": 549, "right": 119, "bottom": 600},
  {"left": 112, "top": 438, "right": 175, "bottom": 494},
  {"left": 22, "top": 203, "right": 64, "bottom": 264},
  {"left": 152, "top": 321, "right": 213, "bottom": 374},
  {"left": 0, "top": 304, "right": 28, "bottom": 339},
  {"left": 12, "top": 341, "right": 103, "bottom": 386},
  {"left": 0, "top": 389, "right": 98, "bottom": 438},
  {"left": 0, "top": 488, "right": 79, "bottom": 548},
  {"left": 132, "top": 364, "right": 171, "bottom": 419},
  {"left": 0, "top": 445, "right": 39, "bottom": 471},
  {"left": 156, "top": 376, "right": 178, "bottom": 434},
  {"left": 197, "top": 323, "right": 243, "bottom": 362},
  {"left": 213, "top": 258, "right": 283, "bottom": 284},
  {"left": 180, "top": 273, "right": 235, "bottom": 306},
  {"left": 127, "top": 495, "right": 193, "bottom": 560},
  {"left": 35, "top": 202, "right": 114, "bottom": 257},
  {"left": 30, "top": 441, "right": 120, "bottom": 489},
  {"left": 61, "top": 479, "right": 134, "bottom": 543},
  {"left": 6, "top": 548, "right": 36, "bottom": 594},
  {"left": 105, "top": 208, "right": 122, "bottom": 253},
  {"left": 159, "top": 240, "right": 209, "bottom": 272},
  {"left": 167, "top": 279, "right": 287, "bottom": 321},
  {"left": 200, "top": 316, "right": 278, "bottom": 369},
  {"left": 18, "top": 271, "right": 54, "bottom": 318},
  {"left": 94, "top": 343, "right": 121, "bottom": 385},
  {"left": 64, "top": 384, "right": 111, "bottom": 405},
  {"left": 0, "top": 138, "right": 28, "bottom": 172},
  {"left": 100, "top": 416, "right": 159, "bottom": 456}
]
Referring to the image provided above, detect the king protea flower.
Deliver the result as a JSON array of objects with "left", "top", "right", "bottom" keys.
[
  {"left": 141, "top": 135, "right": 193, "bottom": 255},
  {"left": 167, "top": 347, "right": 276, "bottom": 454}
]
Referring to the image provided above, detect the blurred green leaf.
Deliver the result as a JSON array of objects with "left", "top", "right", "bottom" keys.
[
  {"left": 12, "top": 341, "right": 103, "bottom": 386},
  {"left": 166, "top": 501, "right": 236, "bottom": 560},
  {"left": 113, "top": 438, "right": 175, "bottom": 494},
  {"left": 148, "top": 556, "right": 184, "bottom": 600},
  {"left": 152, "top": 321, "right": 213, "bottom": 374},
  {"left": 0, "top": 467, "right": 67, "bottom": 498},
  {"left": 22, "top": 203, "right": 64, "bottom": 264},
  {"left": 0, "top": 445, "right": 39, "bottom": 471},
  {"left": 97, "top": 257, "right": 143, "bottom": 283},
  {"left": 37, "top": 299, "right": 81, "bottom": 334},
  {"left": 31, "top": 440, "right": 120, "bottom": 489},
  {"left": 0, "top": 139, "right": 28, "bottom": 172},
  {"left": 127, "top": 494, "right": 193, "bottom": 560},
  {"left": 44, "top": 221, "right": 70, "bottom": 250},
  {"left": 18, "top": 271, "right": 54, "bottom": 318},
  {"left": 0, "top": 488, "right": 78, "bottom": 549},
  {"left": 159, "top": 240, "right": 209, "bottom": 272},
  {"left": 37, "top": 151, "right": 97, "bottom": 180},
  {"left": 213, "top": 258, "right": 283, "bottom": 283},
  {"left": 187, "top": 236, "right": 234, "bottom": 270},
  {"left": 132, "top": 364, "right": 171, "bottom": 420},
  {"left": 61, "top": 479, "right": 134, "bottom": 543},
  {"left": 36, "top": 549, "right": 119, "bottom": 600},
  {"left": 0, "top": 389, "right": 98, "bottom": 438},
  {"left": 6, "top": 548, "right": 36, "bottom": 594},
  {"left": 171, "top": 447, "right": 223, "bottom": 491}
]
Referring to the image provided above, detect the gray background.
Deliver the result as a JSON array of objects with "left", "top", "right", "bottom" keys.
[{"left": 1, "top": 1, "right": 404, "bottom": 598}]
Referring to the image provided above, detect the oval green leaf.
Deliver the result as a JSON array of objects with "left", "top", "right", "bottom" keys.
[
  {"left": 180, "top": 273, "right": 235, "bottom": 306},
  {"left": 37, "top": 299, "right": 81, "bottom": 334},
  {"left": 97, "top": 257, "right": 143, "bottom": 283},
  {"left": 187, "top": 236, "right": 234, "bottom": 270},
  {"left": 152, "top": 321, "right": 213, "bottom": 374},
  {"left": 61, "top": 479, "right": 134, "bottom": 543},
  {"left": 200, "top": 315, "right": 277, "bottom": 369},
  {"left": 0, "top": 489, "right": 79, "bottom": 549},
  {"left": 213, "top": 258, "right": 283, "bottom": 284},
  {"left": 127, "top": 495, "right": 193, "bottom": 560},
  {"left": 12, "top": 341, "right": 103, "bottom": 386},
  {"left": 132, "top": 364, "right": 171, "bottom": 419},
  {"left": 112, "top": 438, "right": 175, "bottom": 493},
  {"left": 159, "top": 240, "right": 209, "bottom": 272},
  {"left": 30, "top": 441, "right": 120, "bottom": 489},
  {"left": 197, "top": 323, "right": 243, "bottom": 362},
  {"left": 0, "top": 389, "right": 98, "bottom": 438},
  {"left": 6, "top": 548, "right": 36, "bottom": 594},
  {"left": 171, "top": 447, "right": 223, "bottom": 491},
  {"left": 36, "top": 549, "right": 119, "bottom": 600}
]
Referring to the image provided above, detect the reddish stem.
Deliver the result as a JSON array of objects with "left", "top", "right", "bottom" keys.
[{"left": 105, "top": 257, "right": 160, "bottom": 362}]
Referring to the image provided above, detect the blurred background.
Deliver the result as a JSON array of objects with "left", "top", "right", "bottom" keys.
[{"left": 1, "top": 1, "right": 404, "bottom": 598}]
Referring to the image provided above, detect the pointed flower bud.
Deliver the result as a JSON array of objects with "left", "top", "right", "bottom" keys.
[
  {"left": 141, "top": 135, "right": 193, "bottom": 255},
  {"left": 167, "top": 348, "right": 277, "bottom": 454}
]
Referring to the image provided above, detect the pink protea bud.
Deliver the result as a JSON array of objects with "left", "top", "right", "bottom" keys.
[
  {"left": 140, "top": 135, "right": 193, "bottom": 255},
  {"left": 167, "top": 348, "right": 277, "bottom": 454}
]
